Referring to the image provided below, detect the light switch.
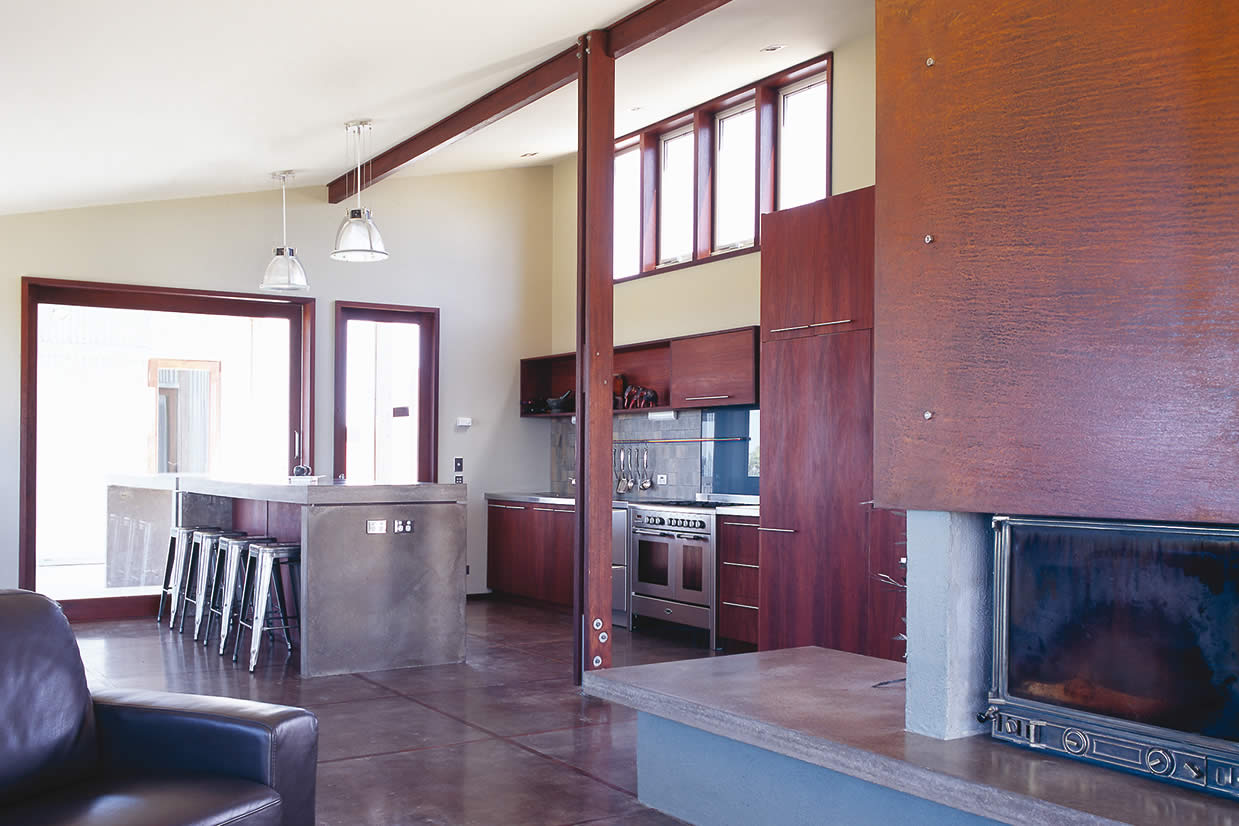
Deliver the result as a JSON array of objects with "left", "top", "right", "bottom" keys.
[
  {"left": 454, "top": 457, "right": 464, "bottom": 472},
  {"left": 366, "top": 520, "right": 388, "bottom": 534}
]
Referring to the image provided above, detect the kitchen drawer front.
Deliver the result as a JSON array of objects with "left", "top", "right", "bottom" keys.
[
  {"left": 718, "top": 601, "right": 759, "bottom": 645},
  {"left": 717, "top": 518, "right": 759, "bottom": 565},
  {"left": 631, "top": 594, "right": 711, "bottom": 630},
  {"left": 718, "top": 563, "right": 759, "bottom": 605}
]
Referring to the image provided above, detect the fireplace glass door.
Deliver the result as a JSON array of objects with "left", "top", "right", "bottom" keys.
[{"left": 1004, "top": 520, "right": 1239, "bottom": 742}]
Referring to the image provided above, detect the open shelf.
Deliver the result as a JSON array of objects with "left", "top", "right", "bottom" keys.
[{"left": 519, "top": 327, "right": 758, "bottom": 419}]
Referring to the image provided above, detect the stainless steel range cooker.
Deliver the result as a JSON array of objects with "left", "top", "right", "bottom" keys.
[{"left": 628, "top": 503, "right": 716, "bottom": 649}]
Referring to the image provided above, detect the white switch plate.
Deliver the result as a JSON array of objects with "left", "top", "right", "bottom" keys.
[
  {"left": 656, "top": 474, "right": 668, "bottom": 485},
  {"left": 455, "top": 417, "right": 473, "bottom": 427},
  {"left": 366, "top": 519, "right": 388, "bottom": 534}
]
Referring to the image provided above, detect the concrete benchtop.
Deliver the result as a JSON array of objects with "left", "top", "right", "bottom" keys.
[
  {"left": 485, "top": 492, "right": 630, "bottom": 509},
  {"left": 177, "top": 477, "right": 465, "bottom": 505},
  {"left": 583, "top": 647, "right": 1239, "bottom": 826},
  {"left": 106, "top": 475, "right": 464, "bottom": 506}
]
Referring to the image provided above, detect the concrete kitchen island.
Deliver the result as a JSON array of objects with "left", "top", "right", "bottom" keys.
[{"left": 176, "top": 477, "right": 467, "bottom": 677}]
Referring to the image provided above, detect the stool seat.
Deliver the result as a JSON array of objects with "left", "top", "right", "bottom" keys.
[{"left": 250, "top": 542, "right": 302, "bottom": 560}]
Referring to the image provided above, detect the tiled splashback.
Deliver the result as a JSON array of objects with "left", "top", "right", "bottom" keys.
[{"left": 550, "top": 411, "right": 703, "bottom": 502}]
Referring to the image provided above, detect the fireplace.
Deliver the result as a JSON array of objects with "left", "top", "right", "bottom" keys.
[{"left": 984, "top": 515, "right": 1239, "bottom": 798}]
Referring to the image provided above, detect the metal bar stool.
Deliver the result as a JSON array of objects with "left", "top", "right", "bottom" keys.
[
  {"left": 180, "top": 529, "right": 244, "bottom": 635},
  {"left": 233, "top": 542, "right": 301, "bottom": 672},
  {"left": 204, "top": 534, "right": 275, "bottom": 653},
  {"left": 160, "top": 525, "right": 216, "bottom": 627}
]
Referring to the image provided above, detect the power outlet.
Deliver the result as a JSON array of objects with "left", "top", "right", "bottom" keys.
[
  {"left": 655, "top": 474, "right": 668, "bottom": 485},
  {"left": 454, "top": 456, "right": 464, "bottom": 473},
  {"left": 393, "top": 519, "right": 414, "bottom": 533},
  {"left": 454, "top": 475, "right": 464, "bottom": 484}
]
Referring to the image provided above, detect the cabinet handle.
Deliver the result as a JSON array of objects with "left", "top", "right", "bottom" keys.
[
  {"left": 769, "top": 324, "right": 811, "bottom": 333},
  {"left": 757, "top": 527, "right": 796, "bottom": 533},
  {"left": 722, "top": 601, "right": 759, "bottom": 611},
  {"left": 506, "top": 505, "right": 526, "bottom": 510},
  {"left": 721, "top": 521, "right": 758, "bottom": 528},
  {"left": 722, "top": 561, "right": 759, "bottom": 569},
  {"left": 684, "top": 395, "right": 731, "bottom": 401},
  {"left": 532, "top": 507, "right": 555, "bottom": 512},
  {"left": 809, "top": 319, "right": 852, "bottom": 328},
  {"left": 553, "top": 509, "right": 575, "bottom": 514},
  {"left": 859, "top": 500, "right": 875, "bottom": 506}
]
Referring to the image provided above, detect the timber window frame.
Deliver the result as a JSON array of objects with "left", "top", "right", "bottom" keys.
[{"left": 611, "top": 52, "right": 832, "bottom": 282}]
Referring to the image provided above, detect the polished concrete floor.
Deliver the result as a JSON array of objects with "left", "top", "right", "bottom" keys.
[{"left": 74, "top": 597, "right": 720, "bottom": 825}]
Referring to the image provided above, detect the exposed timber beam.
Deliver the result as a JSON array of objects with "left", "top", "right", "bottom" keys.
[{"left": 327, "top": 47, "right": 577, "bottom": 203}]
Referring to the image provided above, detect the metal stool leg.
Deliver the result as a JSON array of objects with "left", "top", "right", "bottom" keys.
[
  {"left": 169, "top": 534, "right": 190, "bottom": 628},
  {"left": 270, "top": 559, "right": 293, "bottom": 653},
  {"left": 155, "top": 532, "right": 176, "bottom": 623},
  {"left": 218, "top": 544, "right": 244, "bottom": 656},
  {"left": 249, "top": 551, "right": 275, "bottom": 672},
  {"left": 201, "top": 542, "right": 228, "bottom": 646},
  {"left": 192, "top": 538, "right": 215, "bottom": 640},
  {"left": 176, "top": 538, "right": 199, "bottom": 633},
  {"left": 233, "top": 552, "right": 255, "bottom": 663}
]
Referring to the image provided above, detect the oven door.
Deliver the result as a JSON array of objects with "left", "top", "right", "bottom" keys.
[
  {"left": 631, "top": 528, "right": 713, "bottom": 606},
  {"left": 632, "top": 528, "right": 678, "bottom": 602}
]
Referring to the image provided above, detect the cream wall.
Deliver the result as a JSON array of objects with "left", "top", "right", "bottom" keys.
[
  {"left": 548, "top": 30, "right": 877, "bottom": 352},
  {"left": 0, "top": 167, "right": 555, "bottom": 593}
]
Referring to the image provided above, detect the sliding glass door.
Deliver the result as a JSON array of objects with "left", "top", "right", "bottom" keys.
[{"left": 20, "top": 279, "right": 314, "bottom": 619}]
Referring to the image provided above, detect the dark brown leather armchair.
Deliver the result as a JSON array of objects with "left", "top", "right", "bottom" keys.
[{"left": 0, "top": 589, "right": 318, "bottom": 825}]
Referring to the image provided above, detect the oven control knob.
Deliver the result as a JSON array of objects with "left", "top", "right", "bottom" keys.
[
  {"left": 1062, "top": 729, "right": 1088, "bottom": 755},
  {"left": 1146, "top": 748, "right": 1173, "bottom": 776},
  {"left": 695, "top": 520, "right": 705, "bottom": 529},
  {"left": 672, "top": 518, "right": 681, "bottom": 527}
]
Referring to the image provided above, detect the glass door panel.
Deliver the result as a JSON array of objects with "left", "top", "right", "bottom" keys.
[
  {"left": 636, "top": 538, "right": 671, "bottom": 591},
  {"left": 35, "top": 304, "right": 291, "bottom": 601},
  {"left": 344, "top": 319, "right": 421, "bottom": 483}
]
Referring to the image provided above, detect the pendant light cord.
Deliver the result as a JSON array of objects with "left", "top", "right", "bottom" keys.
[
  {"left": 355, "top": 124, "right": 363, "bottom": 211},
  {"left": 281, "top": 174, "right": 288, "bottom": 250}
]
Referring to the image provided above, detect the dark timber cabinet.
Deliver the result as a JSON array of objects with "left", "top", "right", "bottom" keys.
[
  {"left": 757, "top": 187, "right": 902, "bottom": 660},
  {"left": 761, "top": 189, "right": 874, "bottom": 341},
  {"left": 669, "top": 328, "right": 758, "bottom": 409},
  {"left": 486, "top": 500, "right": 574, "bottom": 606}
]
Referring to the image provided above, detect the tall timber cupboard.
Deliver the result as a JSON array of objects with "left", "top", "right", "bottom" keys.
[{"left": 757, "top": 186, "right": 906, "bottom": 659}]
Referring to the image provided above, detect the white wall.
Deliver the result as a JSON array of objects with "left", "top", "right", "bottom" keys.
[
  {"left": 0, "top": 167, "right": 555, "bottom": 593},
  {"left": 548, "top": 31, "right": 877, "bottom": 352}
]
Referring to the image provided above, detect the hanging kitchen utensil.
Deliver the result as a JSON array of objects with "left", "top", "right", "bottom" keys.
[
  {"left": 616, "top": 448, "right": 629, "bottom": 495},
  {"left": 640, "top": 447, "right": 653, "bottom": 490}
]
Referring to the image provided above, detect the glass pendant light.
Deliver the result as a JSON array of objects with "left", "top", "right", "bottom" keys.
[
  {"left": 260, "top": 171, "right": 309, "bottom": 291},
  {"left": 331, "top": 120, "right": 388, "bottom": 262}
]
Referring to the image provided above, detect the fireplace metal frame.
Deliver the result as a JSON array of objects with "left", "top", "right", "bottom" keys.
[{"left": 987, "top": 515, "right": 1239, "bottom": 799}]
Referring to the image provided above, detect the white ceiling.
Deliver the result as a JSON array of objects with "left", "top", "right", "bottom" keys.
[
  {"left": 405, "top": 0, "right": 874, "bottom": 177},
  {"left": 0, "top": 0, "right": 872, "bottom": 215}
]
